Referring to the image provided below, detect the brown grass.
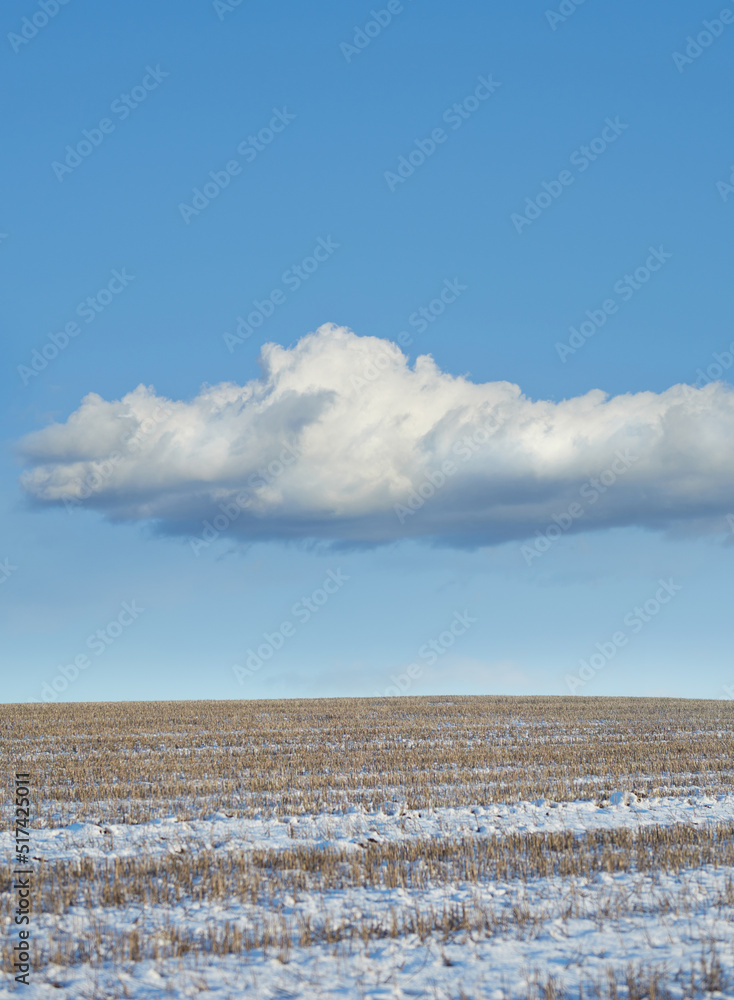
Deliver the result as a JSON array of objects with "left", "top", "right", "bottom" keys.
[{"left": 2, "top": 695, "right": 732, "bottom": 826}]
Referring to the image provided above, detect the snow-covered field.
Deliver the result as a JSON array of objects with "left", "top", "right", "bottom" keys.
[
  {"left": 3, "top": 697, "right": 734, "bottom": 998},
  {"left": 3, "top": 794, "right": 734, "bottom": 998},
  {"left": 3, "top": 790, "right": 732, "bottom": 863}
]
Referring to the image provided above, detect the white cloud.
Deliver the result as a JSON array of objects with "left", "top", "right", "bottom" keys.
[{"left": 18, "top": 324, "right": 734, "bottom": 546}]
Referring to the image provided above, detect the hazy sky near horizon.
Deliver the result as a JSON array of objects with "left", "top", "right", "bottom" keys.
[{"left": 2, "top": 0, "right": 733, "bottom": 704}]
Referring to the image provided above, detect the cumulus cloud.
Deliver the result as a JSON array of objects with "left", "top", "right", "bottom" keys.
[{"left": 18, "top": 324, "right": 734, "bottom": 548}]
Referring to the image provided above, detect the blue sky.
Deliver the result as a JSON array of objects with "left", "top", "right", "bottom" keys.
[{"left": 2, "top": 0, "right": 733, "bottom": 704}]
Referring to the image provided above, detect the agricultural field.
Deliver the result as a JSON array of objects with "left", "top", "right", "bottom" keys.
[{"left": 2, "top": 696, "right": 734, "bottom": 999}]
